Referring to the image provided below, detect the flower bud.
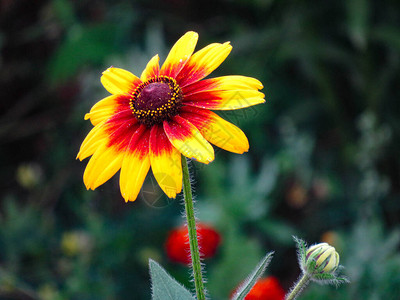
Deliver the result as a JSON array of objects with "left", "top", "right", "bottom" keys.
[{"left": 305, "top": 242, "right": 339, "bottom": 274}]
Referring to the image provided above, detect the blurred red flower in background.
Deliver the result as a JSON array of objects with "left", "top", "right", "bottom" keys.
[
  {"left": 244, "top": 277, "right": 285, "bottom": 300},
  {"left": 165, "top": 223, "right": 221, "bottom": 265},
  {"left": 232, "top": 276, "right": 285, "bottom": 300}
]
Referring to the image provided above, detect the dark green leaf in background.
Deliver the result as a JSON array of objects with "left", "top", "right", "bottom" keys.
[{"left": 47, "top": 24, "right": 120, "bottom": 84}]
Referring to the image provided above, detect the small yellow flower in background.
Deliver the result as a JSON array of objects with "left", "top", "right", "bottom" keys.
[
  {"left": 37, "top": 284, "right": 61, "bottom": 300},
  {"left": 305, "top": 242, "right": 339, "bottom": 274},
  {"left": 61, "top": 231, "right": 93, "bottom": 256},
  {"left": 77, "top": 31, "right": 265, "bottom": 202},
  {"left": 16, "top": 163, "right": 43, "bottom": 189}
]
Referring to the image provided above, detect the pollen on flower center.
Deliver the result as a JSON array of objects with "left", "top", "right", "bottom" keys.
[{"left": 130, "top": 76, "right": 182, "bottom": 127}]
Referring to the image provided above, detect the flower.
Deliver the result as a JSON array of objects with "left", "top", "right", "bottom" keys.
[
  {"left": 304, "top": 242, "right": 340, "bottom": 275},
  {"left": 77, "top": 31, "right": 265, "bottom": 202},
  {"left": 233, "top": 277, "right": 285, "bottom": 300},
  {"left": 165, "top": 223, "right": 221, "bottom": 265},
  {"left": 294, "top": 237, "right": 348, "bottom": 285}
]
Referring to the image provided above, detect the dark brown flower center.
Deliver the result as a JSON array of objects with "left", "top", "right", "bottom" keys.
[{"left": 130, "top": 76, "right": 182, "bottom": 127}]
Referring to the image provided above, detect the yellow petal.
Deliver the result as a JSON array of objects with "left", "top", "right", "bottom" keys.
[
  {"left": 119, "top": 126, "right": 151, "bottom": 202},
  {"left": 101, "top": 67, "right": 141, "bottom": 95},
  {"left": 150, "top": 149, "right": 182, "bottom": 198},
  {"left": 149, "top": 125, "right": 182, "bottom": 198},
  {"left": 83, "top": 144, "right": 124, "bottom": 190},
  {"left": 182, "top": 75, "right": 263, "bottom": 95},
  {"left": 84, "top": 95, "right": 120, "bottom": 126},
  {"left": 180, "top": 106, "right": 249, "bottom": 154},
  {"left": 140, "top": 54, "right": 160, "bottom": 81},
  {"left": 184, "top": 89, "right": 265, "bottom": 110},
  {"left": 77, "top": 121, "right": 108, "bottom": 160},
  {"left": 164, "top": 116, "right": 214, "bottom": 164},
  {"left": 204, "top": 120, "right": 249, "bottom": 154},
  {"left": 176, "top": 42, "right": 232, "bottom": 87},
  {"left": 119, "top": 151, "right": 150, "bottom": 202},
  {"left": 160, "top": 31, "right": 198, "bottom": 78}
]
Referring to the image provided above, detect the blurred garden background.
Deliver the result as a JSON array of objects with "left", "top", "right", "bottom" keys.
[{"left": 1, "top": 0, "right": 400, "bottom": 299}]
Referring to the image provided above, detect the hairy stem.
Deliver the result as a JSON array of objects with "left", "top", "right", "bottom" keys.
[
  {"left": 285, "top": 273, "right": 311, "bottom": 300},
  {"left": 181, "top": 156, "right": 206, "bottom": 300}
]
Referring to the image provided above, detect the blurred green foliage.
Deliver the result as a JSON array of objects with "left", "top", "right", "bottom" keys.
[{"left": 1, "top": 0, "right": 400, "bottom": 299}]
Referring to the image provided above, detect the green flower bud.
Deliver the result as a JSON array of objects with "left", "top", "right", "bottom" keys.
[
  {"left": 289, "top": 237, "right": 348, "bottom": 300},
  {"left": 305, "top": 242, "right": 339, "bottom": 274}
]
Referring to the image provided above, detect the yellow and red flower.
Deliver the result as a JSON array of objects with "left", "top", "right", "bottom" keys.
[
  {"left": 165, "top": 223, "right": 221, "bottom": 265},
  {"left": 77, "top": 31, "right": 265, "bottom": 202}
]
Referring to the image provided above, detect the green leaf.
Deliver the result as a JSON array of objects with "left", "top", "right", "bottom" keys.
[
  {"left": 149, "top": 259, "right": 195, "bottom": 300},
  {"left": 231, "top": 252, "right": 274, "bottom": 300}
]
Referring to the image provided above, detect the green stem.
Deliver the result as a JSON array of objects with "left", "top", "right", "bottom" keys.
[
  {"left": 285, "top": 273, "right": 311, "bottom": 300},
  {"left": 181, "top": 156, "right": 206, "bottom": 300}
]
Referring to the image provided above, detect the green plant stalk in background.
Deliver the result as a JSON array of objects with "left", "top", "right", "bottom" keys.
[{"left": 181, "top": 157, "right": 206, "bottom": 300}]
